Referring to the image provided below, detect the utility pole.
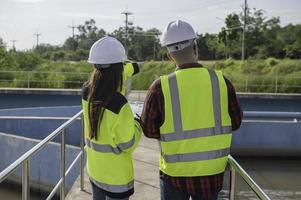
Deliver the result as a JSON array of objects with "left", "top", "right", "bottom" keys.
[
  {"left": 121, "top": 11, "right": 133, "bottom": 53},
  {"left": 68, "top": 21, "right": 77, "bottom": 39},
  {"left": 153, "top": 33, "right": 160, "bottom": 60},
  {"left": 34, "top": 32, "right": 41, "bottom": 49},
  {"left": 10, "top": 39, "right": 17, "bottom": 49},
  {"left": 68, "top": 21, "right": 77, "bottom": 51},
  {"left": 153, "top": 40, "right": 156, "bottom": 60},
  {"left": 242, "top": 0, "right": 247, "bottom": 61}
]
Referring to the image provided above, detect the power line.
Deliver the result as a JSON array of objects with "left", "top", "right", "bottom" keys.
[
  {"left": 121, "top": 11, "right": 133, "bottom": 53},
  {"left": 10, "top": 39, "right": 17, "bottom": 49},
  {"left": 68, "top": 21, "right": 78, "bottom": 51},
  {"left": 242, "top": 0, "right": 247, "bottom": 61},
  {"left": 135, "top": 0, "right": 234, "bottom": 15},
  {"left": 68, "top": 21, "right": 78, "bottom": 38},
  {"left": 128, "top": 31, "right": 161, "bottom": 36},
  {"left": 34, "top": 32, "right": 41, "bottom": 48}
]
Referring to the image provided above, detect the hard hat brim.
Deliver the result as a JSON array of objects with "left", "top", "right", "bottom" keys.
[{"left": 94, "top": 64, "right": 111, "bottom": 69}]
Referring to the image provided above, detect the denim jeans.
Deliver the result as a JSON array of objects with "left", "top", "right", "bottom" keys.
[
  {"left": 160, "top": 177, "right": 218, "bottom": 200},
  {"left": 91, "top": 182, "right": 129, "bottom": 200}
]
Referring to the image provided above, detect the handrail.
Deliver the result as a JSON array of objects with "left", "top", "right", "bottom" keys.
[
  {"left": 0, "top": 116, "right": 81, "bottom": 120},
  {"left": 228, "top": 155, "right": 271, "bottom": 200},
  {"left": 244, "top": 111, "right": 301, "bottom": 119},
  {"left": 0, "top": 109, "right": 289, "bottom": 200},
  {"left": 0, "top": 70, "right": 90, "bottom": 76},
  {"left": 1, "top": 111, "right": 300, "bottom": 120},
  {"left": 0, "top": 110, "right": 85, "bottom": 200}
]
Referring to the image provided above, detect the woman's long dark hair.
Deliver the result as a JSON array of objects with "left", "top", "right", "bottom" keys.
[{"left": 87, "top": 63, "right": 123, "bottom": 140}]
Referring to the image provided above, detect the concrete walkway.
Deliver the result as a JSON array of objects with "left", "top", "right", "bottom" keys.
[{"left": 66, "top": 136, "right": 160, "bottom": 200}]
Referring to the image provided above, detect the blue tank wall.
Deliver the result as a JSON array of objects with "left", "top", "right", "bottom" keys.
[
  {"left": 0, "top": 132, "right": 81, "bottom": 193},
  {"left": 1, "top": 92, "right": 301, "bottom": 112},
  {"left": 0, "top": 93, "right": 81, "bottom": 109},
  {"left": 0, "top": 106, "right": 81, "bottom": 117},
  {"left": 0, "top": 106, "right": 82, "bottom": 146},
  {"left": 232, "top": 121, "right": 301, "bottom": 156},
  {"left": 239, "top": 97, "right": 301, "bottom": 112},
  {"left": 1, "top": 106, "right": 301, "bottom": 156}
]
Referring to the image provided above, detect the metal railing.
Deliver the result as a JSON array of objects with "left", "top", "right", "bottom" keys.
[
  {"left": 0, "top": 70, "right": 89, "bottom": 89},
  {"left": 0, "top": 110, "right": 85, "bottom": 200},
  {"left": 2, "top": 110, "right": 298, "bottom": 199},
  {"left": 228, "top": 155, "right": 271, "bottom": 200},
  {"left": 243, "top": 111, "right": 301, "bottom": 123},
  {"left": 227, "top": 111, "right": 301, "bottom": 200},
  {"left": 227, "top": 74, "right": 301, "bottom": 93}
]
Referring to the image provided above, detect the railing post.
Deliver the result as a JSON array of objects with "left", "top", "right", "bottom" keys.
[
  {"left": 245, "top": 76, "right": 248, "bottom": 92},
  {"left": 22, "top": 160, "right": 30, "bottom": 200},
  {"left": 27, "top": 72, "right": 30, "bottom": 88},
  {"left": 80, "top": 116, "right": 85, "bottom": 191},
  {"left": 275, "top": 76, "right": 278, "bottom": 93},
  {"left": 230, "top": 166, "right": 236, "bottom": 200},
  {"left": 57, "top": 73, "right": 60, "bottom": 89},
  {"left": 60, "top": 130, "right": 66, "bottom": 200}
]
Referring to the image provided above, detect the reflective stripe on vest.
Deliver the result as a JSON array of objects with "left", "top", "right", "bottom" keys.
[
  {"left": 85, "top": 135, "right": 135, "bottom": 154},
  {"left": 90, "top": 176, "right": 134, "bottom": 193},
  {"left": 161, "top": 70, "right": 230, "bottom": 163},
  {"left": 163, "top": 148, "right": 230, "bottom": 163}
]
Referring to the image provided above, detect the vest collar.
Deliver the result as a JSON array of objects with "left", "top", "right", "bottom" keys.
[{"left": 176, "top": 63, "right": 203, "bottom": 71}]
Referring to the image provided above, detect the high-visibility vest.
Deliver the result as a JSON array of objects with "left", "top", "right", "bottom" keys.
[
  {"left": 82, "top": 91, "right": 142, "bottom": 193},
  {"left": 159, "top": 67, "right": 232, "bottom": 177},
  {"left": 122, "top": 62, "right": 138, "bottom": 96}
]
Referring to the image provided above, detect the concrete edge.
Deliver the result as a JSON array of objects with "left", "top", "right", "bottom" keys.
[
  {"left": 1, "top": 88, "right": 301, "bottom": 99},
  {"left": 0, "top": 132, "right": 81, "bottom": 151}
]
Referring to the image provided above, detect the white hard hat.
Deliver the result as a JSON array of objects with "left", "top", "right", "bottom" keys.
[
  {"left": 160, "top": 20, "right": 196, "bottom": 48},
  {"left": 88, "top": 36, "right": 128, "bottom": 68}
]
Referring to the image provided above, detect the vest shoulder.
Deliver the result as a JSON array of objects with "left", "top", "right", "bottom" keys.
[
  {"left": 81, "top": 84, "right": 127, "bottom": 114},
  {"left": 106, "top": 92, "right": 128, "bottom": 114}
]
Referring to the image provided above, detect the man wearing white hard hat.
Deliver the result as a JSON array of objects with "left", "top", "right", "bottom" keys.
[
  {"left": 82, "top": 36, "right": 142, "bottom": 200},
  {"left": 140, "top": 20, "right": 243, "bottom": 200}
]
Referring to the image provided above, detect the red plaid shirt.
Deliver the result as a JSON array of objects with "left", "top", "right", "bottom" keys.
[{"left": 140, "top": 63, "right": 243, "bottom": 197}]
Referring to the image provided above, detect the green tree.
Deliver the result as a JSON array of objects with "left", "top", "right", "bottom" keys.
[
  {"left": 0, "top": 38, "right": 18, "bottom": 70},
  {"left": 34, "top": 43, "right": 60, "bottom": 60},
  {"left": 76, "top": 19, "right": 106, "bottom": 50},
  {"left": 51, "top": 50, "right": 66, "bottom": 61},
  {"left": 281, "top": 24, "right": 301, "bottom": 58},
  {"left": 111, "top": 26, "right": 161, "bottom": 61},
  {"left": 15, "top": 51, "right": 42, "bottom": 71},
  {"left": 63, "top": 37, "right": 79, "bottom": 51}
]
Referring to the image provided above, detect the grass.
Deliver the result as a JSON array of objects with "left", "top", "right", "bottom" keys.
[
  {"left": 132, "top": 59, "right": 301, "bottom": 93},
  {"left": 1, "top": 58, "right": 301, "bottom": 93}
]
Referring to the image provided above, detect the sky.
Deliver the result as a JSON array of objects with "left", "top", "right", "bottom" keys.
[{"left": 0, "top": 0, "right": 300, "bottom": 50}]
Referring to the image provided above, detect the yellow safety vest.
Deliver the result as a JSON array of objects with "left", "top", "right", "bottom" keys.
[
  {"left": 82, "top": 91, "right": 142, "bottom": 193},
  {"left": 122, "top": 62, "right": 138, "bottom": 96},
  {"left": 159, "top": 67, "right": 232, "bottom": 177}
]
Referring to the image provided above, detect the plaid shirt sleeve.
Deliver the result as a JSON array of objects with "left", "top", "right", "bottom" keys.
[
  {"left": 141, "top": 78, "right": 164, "bottom": 139},
  {"left": 224, "top": 76, "right": 243, "bottom": 131}
]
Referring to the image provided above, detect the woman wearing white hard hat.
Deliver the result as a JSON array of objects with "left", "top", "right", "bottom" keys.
[{"left": 82, "top": 36, "right": 142, "bottom": 200}]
